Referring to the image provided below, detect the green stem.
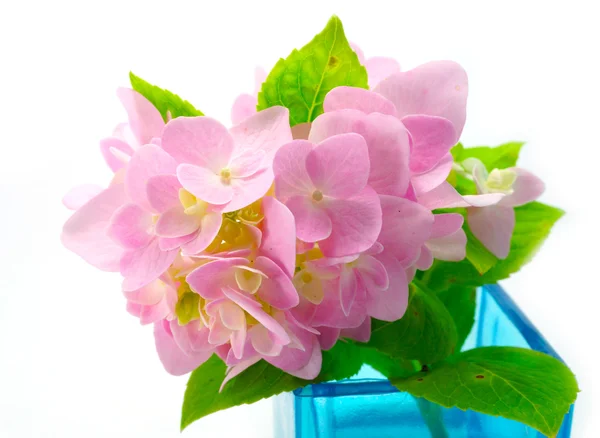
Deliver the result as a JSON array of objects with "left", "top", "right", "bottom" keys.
[{"left": 410, "top": 361, "right": 449, "bottom": 438}]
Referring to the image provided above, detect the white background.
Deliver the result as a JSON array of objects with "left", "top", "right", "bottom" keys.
[{"left": 1, "top": 0, "right": 598, "bottom": 436}]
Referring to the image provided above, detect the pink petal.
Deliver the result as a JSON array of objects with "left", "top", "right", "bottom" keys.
[
  {"left": 186, "top": 258, "right": 247, "bottom": 300},
  {"left": 222, "top": 287, "right": 290, "bottom": 344},
  {"left": 318, "top": 327, "right": 341, "bottom": 350},
  {"left": 250, "top": 325, "right": 282, "bottom": 357},
  {"left": 170, "top": 320, "right": 212, "bottom": 354},
  {"left": 310, "top": 110, "right": 411, "bottom": 197},
  {"left": 426, "top": 227, "right": 467, "bottom": 261},
  {"left": 417, "top": 181, "right": 503, "bottom": 210},
  {"left": 341, "top": 317, "right": 371, "bottom": 342},
  {"left": 377, "top": 195, "right": 434, "bottom": 267},
  {"left": 499, "top": 168, "right": 545, "bottom": 207},
  {"left": 108, "top": 203, "right": 152, "bottom": 249},
  {"left": 209, "top": 318, "right": 232, "bottom": 346},
  {"left": 220, "top": 356, "right": 261, "bottom": 392},
  {"left": 374, "top": 61, "right": 468, "bottom": 140},
  {"left": 127, "top": 296, "right": 171, "bottom": 325},
  {"left": 260, "top": 197, "right": 296, "bottom": 278},
  {"left": 367, "top": 254, "right": 409, "bottom": 321},
  {"left": 323, "top": 86, "right": 397, "bottom": 116},
  {"left": 182, "top": 212, "right": 223, "bottom": 255},
  {"left": 229, "top": 148, "right": 266, "bottom": 178},
  {"left": 161, "top": 116, "right": 234, "bottom": 169},
  {"left": 230, "top": 323, "right": 247, "bottom": 360},
  {"left": 431, "top": 213, "right": 464, "bottom": 239},
  {"left": 229, "top": 106, "right": 292, "bottom": 162},
  {"left": 357, "top": 255, "right": 389, "bottom": 291},
  {"left": 403, "top": 115, "right": 456, "bottom": 174},
  {"left": 320, "top": 187, "right": 382, "bottom": 257},
  {"left": 99, "top": 137, "right": 134, "bottom": 172},
  {"left": 61, "top": 184, "right": 127, "bottom": 271},
  {"left": 254, "top": 256, "right": 299, "bottom": 310},
  {"left": 124, "top": 279, "right": 170, "bottom": 306},
  {"left": 219, "top": 301, "right": 246, "bottom": 330},
  {"left": 177, "top": 164, "right": 233, "bottom": 205},
  {"left": 231, "top": 93, "right": 257, "bottom": 125},
  {"left": 146, "top": 174, "right": 181, "bottom": 213},
  {"left": 62, "top": 184, "right": 104, "bottom": 210},
  {"left": 468, "top": 205, "right": 515, "bottom": 259},
  {"left": 311, "top": 279, "right": 368, "bottom": 329},
  {"left": 155, "top": 206, "right": 202, "bottom": 238},
  {"left": 116, "top": 88, "right": 165, "bottom": 145},
  {"left": 415, "top": 246, "right": 434, "bottom": 271},
  {"left": 365, "top": 56, "right": 401, "bottom": 89},
  {"left": 411, "top": 153, "right": 454, "bottom": 195},
  {"left": 121, "top": 238, "right": 178, "bottom": 291},
  {"left": 153, "top": 320, "right": 211, "bottom": 376},
  {"left": 339, "top": 268, "right": 358, "bottom": 316},
  {"left": 159, "top": 233, "right": 196, "bottom": 251},
  {"left": 225, "top": 167, "right": 274, "bottom": 212},
  {"left": 307, "top": 133, "right": 370, "bottom": 198},
  {"left": 282, "top": 337, "right": 322, "bottom": 380},
  {"left": 125, "top": 145, "right": 177, "bottom": 212},
  {"left": 286, "top": 195, "right": 332, "bottom": 243},
  {"left": 273, "top": 140, "right": 314, "bottom": 200}
]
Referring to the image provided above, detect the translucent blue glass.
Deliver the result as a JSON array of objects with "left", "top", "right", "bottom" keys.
[{"left": 273, "top": 284, "right": 574, "bottom": 437}]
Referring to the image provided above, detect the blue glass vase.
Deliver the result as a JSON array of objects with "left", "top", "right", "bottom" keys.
[{"left": 273, "top": 284, "right": 574, "bottom": 437}]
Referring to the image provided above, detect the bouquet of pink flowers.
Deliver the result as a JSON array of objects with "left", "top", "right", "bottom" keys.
[{"left": 61, "top": 16, "right": 577, "bottom": 436}]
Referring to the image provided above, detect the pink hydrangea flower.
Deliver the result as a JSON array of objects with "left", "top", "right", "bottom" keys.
[
  {"left": 273, "top": 133, "right": 382, "bottom": 257},
  {"left": 161, "top": 106, "right": 292, "bottom": 212},
  {"left": 465, "top": 159, "right": 545, "bottom": 258},
  {"left": 230, "top": 67, "right": 267, "bottom": 125},
  {"left": 350, "top": 42, "right": 401, "bottom": 89}
]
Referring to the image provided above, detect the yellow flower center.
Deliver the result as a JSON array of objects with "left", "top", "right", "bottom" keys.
[
  {"left": 175, "top": 280, "right": 204, "bottom": 326},
  {"left": 220, "top": 168, "right": 232, "bottom": 184},
  {"left": 485, "top": 168, "right": 517, "bottom": 194},
  {"left": 312, "top": 190, "right": 324, "bottom": 202},
  {"left": 179, "top": 189, "right": 208, "bottom": 216}
]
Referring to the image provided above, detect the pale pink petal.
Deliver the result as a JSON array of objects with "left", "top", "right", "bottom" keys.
[
  {"left": 146, "top": 174, "right": 181, "bottom": 213},
  {"left": 220, "top": 356, "right": 261, "bottom": 392},
  {"left": 286, "top": 195, "right": 332, "bottom": 243},
  {"left": 341, "top": 317, "right": 371, "bottom": 342},
  {"left": 161, "top": 116, "right": 234, "bottom": 170},
  {"left": 153, "top": 320, "right": 211, "bottom": 376},
  {"left": 318, "top": 327, "right": 341, "bottom": 350},
  {"left": 273, "top": 140, "right": 314, "bottom": 200},
  {"left": 61, "top": 184, "right": 127, "bottom": 271},
  {"left": 230, "top": 324, "right": 247, "bottom": 360},
  {"left": 108, "top": 203, "right": 152, "bottom": 249},
  {"left": 231, "top": 93, "right": 257, "bottom": 125},
  {"left": 377, "top": 195, "right": 434, "bottom": 267},
  {"left": 311, "top": 279, "right": 368, "bottom": 329},
  {"left": 222, "top": 287, "right": 290, "bottom": 344},
  {"left": 310, "top": 111, "right": 411, "bottom": 197},
  {"left": 254, "top": 256, "right": 299, "bottom": 310},
  {"left": 349, "top": 42, "right": 365, "bottom": 63},
  {"left": 323, "top": 86, "right": 397, "bottom": 116},
  {"left": 124, "top": 279, "right": 169, "bottom": 306},
  {"left": 225, "top": 167, "right": 274, "bottom": 212},
  {"left": 499, "top": 168, "right": 545, "bottom": 207},
  {"left": 128, "top": 296, "right": 171, "bottom": 325},
  {"left": 254, "top": 67, "right": 267, "bottom": 93},
  {"left": 62, "top": 184, "right": 104, "bottom": 210},
  {"left": 121, "top": 238, "right": 178, "bottom": 291},
  {"left": 411, "top": 153, "right": 454, "bottom": 195},
  {"left": 426, "top": 228, "right": 467, "bottom": 261},
  {"left": 229, "top": 148, "right": 266, "bottom": 178},
  {"left": 418, "top": 182, "right": 503, "bottom": 210},
  {"left": 99, "top": 137, "right": 134, "bottom": 172},
  {"left": 282, "top": 337, "right": 322, "bottom": 380},
  {"left": 186, "top": 258, "right": 247, "bottom": 300},
  {"left": 125, "top": 144, "right": 177, "bottom": 212},
  {"left": 177, "top": 163, "right": 233, "bottom": 205},
  {"left": 320, "top": 187, "right": 382, "bottom": 257},
  {"left": 182, "top": 212, "right": 223, "bottom": 255},
  {"left": 250, "top": 325, "right": 282, "bottom": 357},
  {"left": 339, "top": 268, "right": 358, "bottom": 316},
  {"left": 468, "top": 205, "right": 516, "bottom": 259},
  {"left": 415, "top": 246, "right": 434, "bottom": 270},
  {"left": 367, "top": 254, "right": 408, "bottom": 321},
  {"left": 265, "top": 320, "right": 321, "bottom": 378},
  {"left": 208, "top": 318, "right": 232, "bottom": 345},
  {"left": 170, "top": 320, "right": 212, "bottom": 354},
  {"left": 159, "top": 233, "right": 196, "bottom": 251},
  {"left": 260, "top": 197, "right": 296, "bottom": 278},
  {"left": 357, "top": 255, "right": 389, "bottom": 290},
  {"left": 306, "top": 133, "right": 370, "bottom": 198},
  {"left": 403, "top": 115, "right": 456, "bottom": 173},
  {"left": 374, "top": 61, "right": 468, "bottom": 140},
  {"left": 219, "top": 301, "right": 246, "bottom": 331},
  {"left": 229, "top": 106, "right": 292, "bottom": 161},
  {"left": 431, "top": 213, "right": 464, "bottom": 239},
  {"left": 365, "top": 56, "right": 401, "bottom": 89},
  {"left": 155, "top": 206, "right": 202, "bottom": 238},
  {"left": 116, "top": 88, "right": 165, "bottom": 145}
]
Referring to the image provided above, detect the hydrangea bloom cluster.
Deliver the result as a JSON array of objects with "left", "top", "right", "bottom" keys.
[{"left": 62, "top": 57, "right": 544, "bottom": 387}]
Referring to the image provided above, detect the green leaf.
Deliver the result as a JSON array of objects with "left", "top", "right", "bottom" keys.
[
  {"left": 359, "top": 346, "right": 416, "bottom": 379},
  {"left": 256, "top": 15, "right": 367, "bottom": 126},
  {"left": 451, "top": 141, "right": 524, "bottom": 171},
  {"left": 436, "top": 285, "right": 477, "bottom": 351},
  {"left": 392, "top": 347, "right": 579, "bottom": 437},
  {"left": 367, "top": 283, "right": 458, "bottom": 364},
  {"left": 425, "top": 202, "right": 564, "bottom": 292},
  {"left": 180, "top": 340, "right": 363, "bottom": 430},
  {"left": 129, "top": 72, "right": 204, "bottom": 121}
]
